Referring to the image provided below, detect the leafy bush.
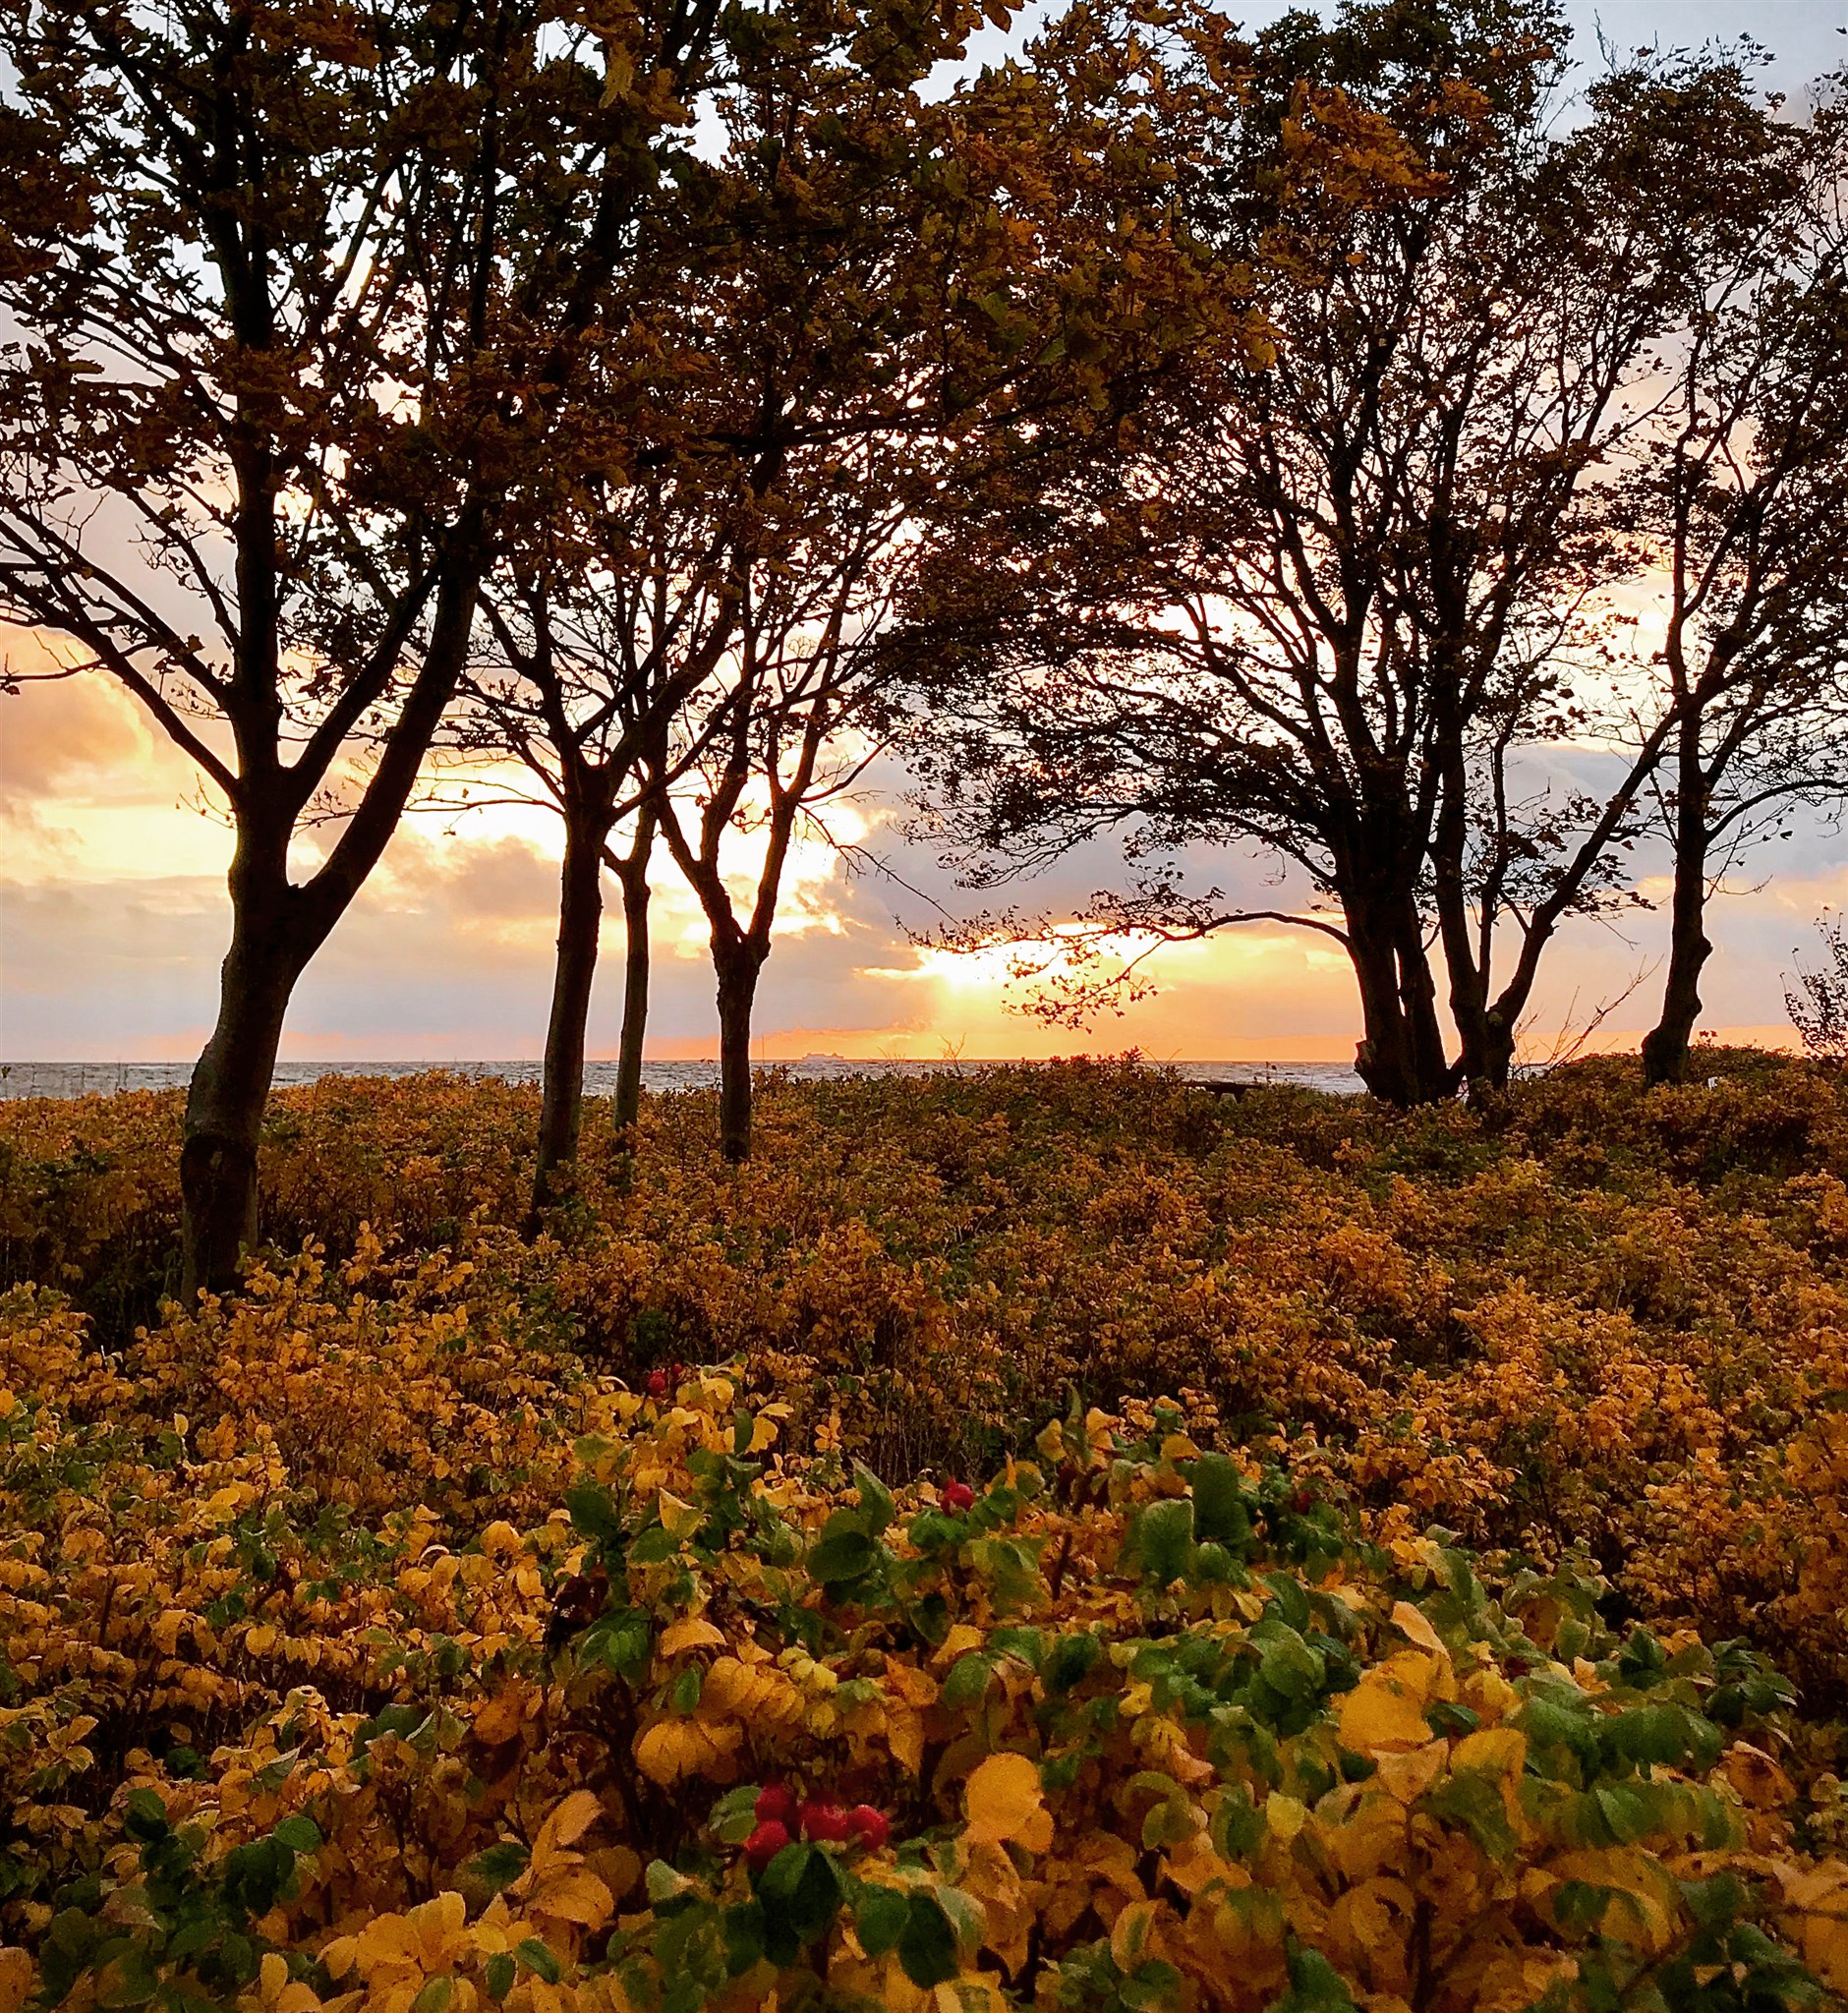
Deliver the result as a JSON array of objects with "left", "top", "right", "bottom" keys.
[
  {"left": 3, "top": 1355, "right": 1847, "bottom": 2013},
  {"left": 3, "top": 1057, "right": 1848, "bottom": 1713}
]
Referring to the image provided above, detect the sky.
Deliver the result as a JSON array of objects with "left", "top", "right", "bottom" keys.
[{"left": 3, "top": 0, "right": 1844, "bottom": 1066}]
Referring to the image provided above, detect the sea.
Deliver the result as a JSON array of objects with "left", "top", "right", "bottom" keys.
[{"left": 0, "top": 1057, "right": 1365, "bottom": 1101}]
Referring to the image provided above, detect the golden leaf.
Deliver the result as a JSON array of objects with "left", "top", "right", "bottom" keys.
[
  {"left": 531, "top": 1868, "right": 614, "bottom": 1928},
  {"left": 1389, "top": 1600, "right": 1446, "bottom": 1659},
  {"left": 532, "top": 1789, "right": 604, "bottom": 1867},
  {"left": 1722, "top": 1743, "right": 1794, "bottom": 1811},
  {"left": 1338, "top": 1654, "right": 1435, "bottom": 1754},
  {"left": 660, "top": 1615, "right": 726, "bottom": 1657},
  {"left": 964, "top": 1752, "right": 1054, "bottom": 1854},
  {"left": 353, "top": 1916, "right": 422, "bottom": 1975},
  {"left": 1452, "top": 1726, "right": 1527, "bottom": 1778},
  {"left": 1374, "top": 1738, "right": 1448, "bottom": 1806},
  {"left": 472, "top": 1682, "right": 531, "bottom": 1747},
  {"left": 1265, "top": 1794, "right": 1308, "bottom": 1842},
  {"left": 634, "top": 1715, "right": 742, "bottom": 1787},
  {"left": 1110, "top": 1899, "right": 1160, "bottom": 1975}
]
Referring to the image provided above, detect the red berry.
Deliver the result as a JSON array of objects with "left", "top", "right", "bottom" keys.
[
  {"left": 943, "top": 1480, "right": 976, "bottom": 1513},
  {"left": 755, "top": 1782, "right": 797, "bottom": 1827},
  {"left": 845, "top": 1805, "right": 891, "bottom": 1852},
  {"left": 798, "top": 1799, "right": 851, "bottom": 1844},
  {"left": 743, "top": 1819, "right": 790, "bottom": 1870},
  {"left": 646, "top": 1370, "right": 667, "bottom": 1399},
  {"left": 1290, "top": 1489, "right": 1313, "bottom": 1514}
]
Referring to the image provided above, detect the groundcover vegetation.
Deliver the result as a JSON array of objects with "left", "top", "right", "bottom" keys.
[{"left": 2, "top": 1056, "right": 1846, "bottom": 2010}]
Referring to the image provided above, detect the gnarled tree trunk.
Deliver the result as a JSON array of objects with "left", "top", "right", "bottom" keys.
[
  {"left": 182, "top": 868, "right": 304, "bottom": 1299},
  {"left": 611, "top": 803, "right": 658, "bottom": 1145},
  {"left": 532, "top": 798, "right": 609, "bottom": 1217},
  {"left": 714, "top": 938, "right": 766, "bottom": 1163},
  {"left": 1642, "top": 733, "right": 1712, "bottom": 1087}
]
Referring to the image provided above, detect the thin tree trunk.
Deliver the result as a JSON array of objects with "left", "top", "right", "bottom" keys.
[
  {"left": 714, "top": 943, "right": 764, "bottom": 1162},
  {"left": 181, "top": 845, "right": 303, "bottom": 1298},
  {"left": 1642, "top": 731, "right": 1712, "bottom": 1087},
  {"left": 612, "top": 804, "right": 658, "bottom": 1138},
  {"left": 532, "top": 800, "right": 608, "bottom": 1217}
]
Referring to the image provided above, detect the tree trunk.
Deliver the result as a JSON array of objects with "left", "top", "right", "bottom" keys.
[
  {"left": 612, "top": 806, "right": 658, "bottom": 1142},
  {"left": 1345, "top": 880, "right": 1456, "bottom": 1106},
  {"left": 1642, "top": 736, "right": 1712, "bottom": 1087},
  {"left": 1393, "top": 894, "right": 1454, "bottom": 1102},
  {"left": 1347, "top": 909, "right": 1423, "bottom": 1106},
  {"left": 714, "top": 943, "right": 764, "bottom": 1162},
  {"left": 532, "top": 802, "right": 608, "bottom": 1217},
  {"left": 181, "top": 863, "right": 302, "bottom": 1299}
]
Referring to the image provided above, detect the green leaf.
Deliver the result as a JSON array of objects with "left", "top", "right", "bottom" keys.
[
  {"left": 124, "top": 1789, "right": 169, "bottom": 1842},
  {"left": 466, "top": 1841, "right": 531, "bottom": 1893},
  {"left": 564, "top": 1484, "right": 622, "bottom": 1544},
  {"left": 272, "top": 1814, "right": 321, "bottom": 1855},
  {"left": 852, "top": 1464, "right": 895, "bottom": 1536},
  {"left": 1047, "top": 1631, "right": 1102, "bottom": 1694},
  {"left": 722, "top": 1900, "right": 766, "bottom": 1977},
  {"left": 485, "top": 1954, "right": 515, "bottom": 2002},
  {"left": 897, "top": 1893, "right": 959, "bottom": 1989},
  {"left": 855, "top": 1884, "right": 910, "bottom": 1957},
  {"left": 942, "top": 1652, "right": 994, "bottom": 1709},
  {"left": 1189, "top": 1456, "right": 1254, "bottom": 1551},
  {"left": 514, "top": 1939, "right": 561, "bottom": 1985},
  {"left": 805, "top": 1514, "right": 877, "bottom": 1594},
  {"left": 1135, "top": 1498, "right": 1194, "bottom": 1586}
]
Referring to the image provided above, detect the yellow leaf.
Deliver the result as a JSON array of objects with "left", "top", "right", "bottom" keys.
[
  {"left": 1374, "top": 1739, "right": 1448, "bottom": 1806},
  {"left": 533, "top": 1790, "right": 604, "bottom": 1863},
  {"left": 1452, "top": 1726, "right": 1527, "bottom": 1778},
  {"left": 634, "top": 1716, "right": 741, "bottom": 1787},
  {"left": 1722, "top": 1743, "right": 1794, "bottom": 1811},
  {"left": 1338, "top": 1654, "right": 1435, "bottom": 1754},
  {"left": 938, "top": 1623, "right": 987, "bottom": 1665},
  {"left": 660, "top": 1616, "right": 726, "bottom": 1657},
  {"left": 0, "top": 1956, "right": 33, "bottom": 2013},
  {"left": 964, "top": 1753, "right": 1054, "bottom": 1855},
  {"left": 532, "top": 1869, "right": 614, "bottom": 1928},
  {"left": 585, "top": 1846, "right": 642, "bottom": 1905},
  {"left": 1110, "top": 1900, "right": 1160, "bottom": 1975},
  {"left": 657, "top": 1492, "right": 702, "bottom": 1540},
  {"left": 354, "top": 1916, "right": 422, "bottom": 1975},
  {"left": 1265, "top": 1794, "right": 1308, "bottom": 1842},
  {"left": 472, "top": 1682, "right": 531, "bottom": 1747},
  {"left": 1389, "top": 1601, "right": 1446, "bottom": 1659}
]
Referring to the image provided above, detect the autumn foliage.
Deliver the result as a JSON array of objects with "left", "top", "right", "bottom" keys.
[{"left": 3, "top": 1059, "right": 1848, "bottom": 2010}]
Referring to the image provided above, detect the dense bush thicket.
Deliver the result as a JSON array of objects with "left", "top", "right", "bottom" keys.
[{"left": 3, "top": 1057, "right": 1847, "bottom": 2010}]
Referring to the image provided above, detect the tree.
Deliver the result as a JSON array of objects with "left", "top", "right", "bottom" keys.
[
  {"left": 462, "top": 0, "right": 1247, "bottom": 1176},
  {"left": 0, "top": 0, "right": 729, "bottom": 1292},
  {"left": 651, "top": 461, "right": 903, "bottom": 1161},
  {"left": 1786, "top": 912, "right": 1848, "bottom": 1064},
  {"left": 1633, "top": 89, "right": 1848, "bottom": 1084},
  {"left": 454, "top": 497, "right": 748, "bottom": 1212},
  {"left": 895, "top": 0, "right": 1799, "bottom": 1103}
]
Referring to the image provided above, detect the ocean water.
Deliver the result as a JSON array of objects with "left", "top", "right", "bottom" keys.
[{"left": 0, "top": 1057, "right": 1365, "bottom": 1101}]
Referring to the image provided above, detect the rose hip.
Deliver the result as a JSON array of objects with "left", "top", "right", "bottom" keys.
[
  {"left": 754, "top": 1782, "right": 797, "bottom": 1827},
  {"left": 798, "top": 1799, "right": 851, "bottom": 1843}
]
